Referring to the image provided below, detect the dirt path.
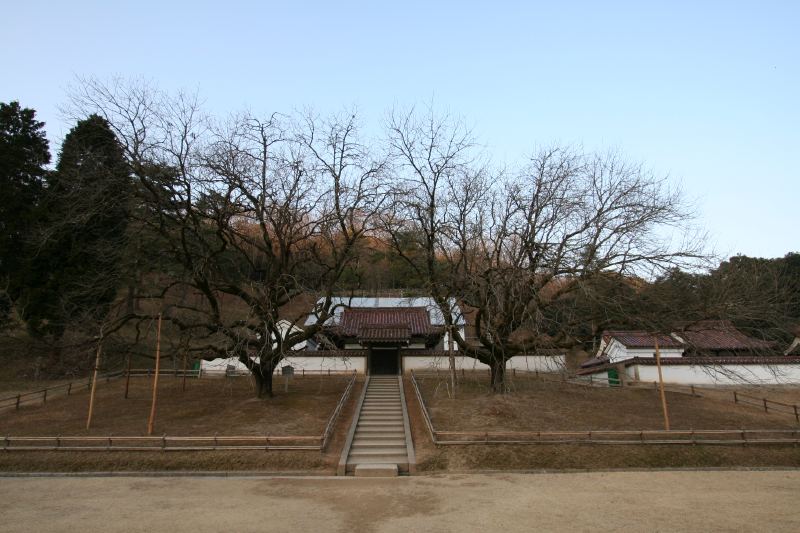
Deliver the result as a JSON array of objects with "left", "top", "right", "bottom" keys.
[{"left": 1, "top": 471, "right": 798, "bottom": 532}]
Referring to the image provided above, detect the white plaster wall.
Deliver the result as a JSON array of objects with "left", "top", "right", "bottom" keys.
[
  {"left": 277, "top": 355, "right": 366, "bottom": 374},
  {"left": 605, "top": 340, "right": 683, "bottom": 363},
  {"left": 200, "top": 357, "right": 249, "bottom": 374},
  {"left": 402, "top": 354, "right": 565, "bottom": 373},
  {"left": 630, "top": 364, "right": 800, "bottom": 385},
  {"left": 507, "top": 355, "right": 566, "bottom": 373},
  {"left": 201, "top": 355, "right": 366, "bottom": 374},
  {"left": 403, "top": 354, "right": 487, "bottom": 372},
  {"left": 442, "top": 327, "right": 467, "bottom": 351}
]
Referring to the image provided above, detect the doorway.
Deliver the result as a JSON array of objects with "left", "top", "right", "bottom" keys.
[{"left": 369, "top": 348, "right": 400, "bottom": 375}]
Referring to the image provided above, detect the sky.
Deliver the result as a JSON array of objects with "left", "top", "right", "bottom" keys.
[{"left": 2, "top": 0, "right": 798, "bottom": 259}]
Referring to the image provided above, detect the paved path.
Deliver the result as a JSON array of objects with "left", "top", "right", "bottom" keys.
[{"left": 1, "top": 471, "right": 799, "bottom": 532}]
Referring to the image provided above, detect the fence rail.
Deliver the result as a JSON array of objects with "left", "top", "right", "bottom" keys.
[
  {"left": 1, "top": 434, "right": 322, "bottom": 451},
  {"left": 320, "top": 371, "right": 358, "bottom": 450},
  {"left": 409, "top": 370, "right": 800, "bottom": 446},
  {"left": 0, "top": 371, "right": 125, "bottom": 411},
  {"left": 409, "top": 371, "right": 438, "bottom": 443},
  {"left": 733, "top": 390, "right": 800, "bottom": 422},
  {"left": 3, "top": 371, "right": 360, "bottom": 453}
]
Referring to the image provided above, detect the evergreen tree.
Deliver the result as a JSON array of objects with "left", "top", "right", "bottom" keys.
[
  {"left": 19, "top": 115, "right": 131, "bottom": 337},
  {"left": 0, "top": 101, "right": 51, "bottom": 325}
]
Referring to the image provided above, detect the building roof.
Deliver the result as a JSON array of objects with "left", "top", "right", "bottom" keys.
[
  {"left": 304, "top": 296, "right": 465, "bottom": 327},
  {"left": 677, "top": 321, "right": 775, "bottom": 351},
  {"left": 339, "top": 307, "right": 436, "bottom": 338},
  {"left": 603, "top": 331, "right": 683, "bottom": 349},
  {"left": 356, "top": 324, "right": 413, "bottom": 343}
]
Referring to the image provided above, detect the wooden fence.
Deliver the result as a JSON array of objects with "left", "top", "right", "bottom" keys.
[
  {"left": 0, "top": 370, "right": 125, "bottom": 411},
  {"left": 320, "top": 371, "right": 358, "bottom": 450},
  {"left": 1, "top": 435, "right": 322, "bottom": 451},
  {"left": 732, "top": 390, "right": 800, "bottom": 422},
  {"left": 416, "top": 369, "right": 800, "bottom": 424},
  {"left": 630, "top": 382, "right": 800, "bottom": 424},
  {"left": 408, "top": 370, "right": 800, "bottom": 446},
  {"left": 2, "top": 371, "right": 359, "bottom": 453}
]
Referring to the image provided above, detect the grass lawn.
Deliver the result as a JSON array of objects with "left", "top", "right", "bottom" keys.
[
  {"left": 1, "top": 374, "right": 356, "bottom": 437},
  {"left": 402, "top": 376, "right": 800, "bottom": 472},
  {"left": 414, "top": 373, "right": 799, "bottom": 432}
]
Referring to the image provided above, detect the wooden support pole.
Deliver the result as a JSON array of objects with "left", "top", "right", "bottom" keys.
[
  {"left": 182, "top": 353, "right": 188, "bottom": 393},
  {"left": 86, "top": 327, "right": 104, "bottom": 430},
  {"left": 448, "top": 324, "right": 456, "bottom": 399},
  {"left": 654, "top": 338, "right": 670, "bottom": 431},
  {"left": 124, "top": 354, "right": 132, "bottom": 399},
  {"left": 147, "top": 314, "right": 163, "bottom": 436}
]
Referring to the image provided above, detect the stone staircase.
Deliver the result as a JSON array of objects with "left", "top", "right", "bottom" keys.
[{"left": 339, "top": 376, "right": 414, "bottom": 476}]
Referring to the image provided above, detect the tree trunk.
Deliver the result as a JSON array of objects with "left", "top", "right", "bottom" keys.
[
  {"left": 489, "top": 358, "right": 507, "bottom": 394},
  {"left": 252, "top": 358, "right": 275, "bottom": 398}
]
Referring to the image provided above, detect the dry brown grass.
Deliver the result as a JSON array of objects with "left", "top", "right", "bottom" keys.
[
  {"left": 1, "top": 375, "right": 356, "bottom": 437},
  {"left": 415, "top": 373, "right": 799, "bottom": 432},
  {"left": 401, "top": 377, "right": 800, "bottom": 471}
]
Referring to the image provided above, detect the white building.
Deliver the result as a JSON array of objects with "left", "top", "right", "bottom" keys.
[{"left": 579, "top": 322, "right": 800, "bottom": 385}]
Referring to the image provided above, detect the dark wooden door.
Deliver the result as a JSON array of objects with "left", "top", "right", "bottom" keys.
[{"left": 369, "top": 348, "right": 399, "bottom": 374}]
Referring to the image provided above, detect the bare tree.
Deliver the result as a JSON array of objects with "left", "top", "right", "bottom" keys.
[
  {"left": 67, "top": 79, "right": 388, "bottom": 397},
  {"left": 386, "top": 107, "right": 704, "bottom": 392}
]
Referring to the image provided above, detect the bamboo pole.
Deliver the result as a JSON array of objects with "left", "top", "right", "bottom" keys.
[
  {"left": 147, "top": 314, "right": 162, "bottom": 436},
  {"left": 124, "top": 353, "right": 132, "bottom": 399},
  {"left": 654, "top": 337, "right": 671, "bottom": 431},
  {"left": 448, "top": 324, "right": 456, "bottom": 399},
  {"left": 181, "top": 352, "right": 188, "bottom": 392},
  {"left": 86, "top": 327, "right": 104, "bottom": 430}
]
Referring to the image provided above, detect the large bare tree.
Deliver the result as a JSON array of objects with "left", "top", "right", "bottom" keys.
[
  {"left": 67, "top": 79, "right": 387, "bottom": 396},
  {"left": 386, "top": 107, "right": 704, "bottom": 392}
]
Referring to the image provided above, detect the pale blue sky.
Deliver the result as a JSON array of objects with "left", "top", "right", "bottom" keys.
[{"left": 2, "top": 1, "right": 798, "bottom": 259}]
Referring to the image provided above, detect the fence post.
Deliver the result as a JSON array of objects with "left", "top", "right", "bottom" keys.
[
  {"left": 43, "top": 389, "right": 47, "bottom": 404},
  {"left": 690, "top": 385, "right": 695, "bottom": 397},
  {"left": 67, "top": 383, "right": 72, "bottom": 396},
  {"left": 15, "top": 394, "right": 20, "bottom": 410},
  {"left": 734, "top": 391, "right": 738, "bottom": 403},
  {"left": 794, "top": 405, "right": 799, "bottom": 424}
]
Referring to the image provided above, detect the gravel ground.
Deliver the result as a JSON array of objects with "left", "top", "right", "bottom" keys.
[{"left": 1, "top": 471, "right": 798, "bottom": 532}]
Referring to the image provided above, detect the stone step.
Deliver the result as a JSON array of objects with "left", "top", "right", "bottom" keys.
[
  {"left": 353, "top": 463, "right": 398, "bottom": 477},
  {"left": 354, "top": 433, "right": 405, "bottom": 440},
  {"left": 348, "top": 448, "right": 408, "bottom": 458},
  {"left": 357, "top": 422, "right": 405, "bottom": 430},
  {"left": 364, "top": 398, "right": 400, "bottom": 402},
  {"left": 346, "top": 459, "right": 408, "bottom": 473},
  {"left": 353, "top": 427, "right": 406, "bottom": 435},
  {"left": 351, "top": 439, "right": 407, "bottom": 448},
  {"left": 358, "top": 413, "right": 403, "bottom": 419},
  {"left": 360, "top": 410, "right": 403, "bottom": 415}
]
